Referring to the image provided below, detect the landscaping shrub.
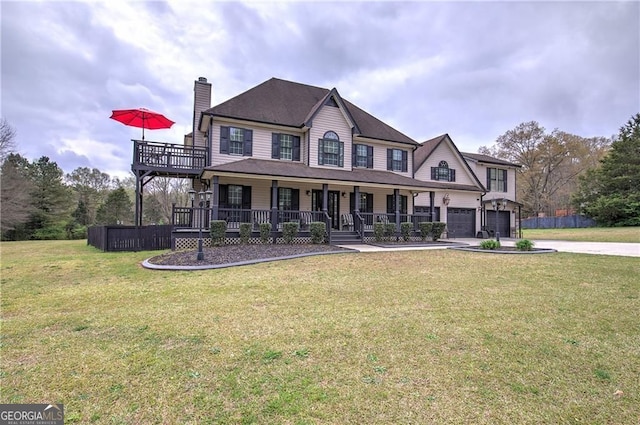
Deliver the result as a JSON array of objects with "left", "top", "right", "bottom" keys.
[
  {"left": 419, "top": 222, "right": 433, "bottom": 241},
  {"left": 374, "top": 223, "right": 385, "bottom": 242},
  {"left": 239, "top": 223, "right": 252, "bottom": 244},
  {"left": 282, "top": 222, "right": 300, "bottom": 244},
  {"left": 516, "top": 239, "right": 535, "bottom": 251},
  {"left": 480, "top": 239, "right": 501, "bottom": 250},
  {"left": 259, "top": 222, "right": 272, "bottom": 244},
  {"left": 431, "top": 222, "right": 446, "bottom": 241},
  {"left": 384, "top": 223, "right": 396, "bottom": 241},
  {"left": 210, "top": 220, "right": 227, "bottom": 246},
  {"left": 401, "top": 222, "right": 412, "bottom": 241},
  {"left": 310, "top": 222, "right": 326, "bottom": 244}
]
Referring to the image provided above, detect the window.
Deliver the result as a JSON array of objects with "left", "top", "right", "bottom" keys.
[
  {"left": 272, "top": 133, "right": 301, "bottom": 161},
  {"left": 228, "top": 185, "right": 242, "bottom": 207},
  {"left": 273, "top": 188, "right": 300, "bottom": 211},
  {"left": 387, "top": 194, "right": 408, "bottom": 214},
  {"left": 431, "top": 160, "right": 456, "bottom": 182},
  {"left": 349, "top": 192, "right": 373, "bottom": 213},
  {"left": 353, "top": 144, "right": 373, "bottom": 168},
  {"left": 487, "top": 168, "right": 507, "bottom": 192},
  {"left": 387, "top": 149, "right": 408, "bottom": 172},
  {"left": 279, "top": 188, "right": 292, "bottom": 210},
  {"left": 220, "top": 126, "right": 253, "bottom": 156},
  {"left": 318, "top": 131, "right": 344, "bottom": 167},
  {"left": 229, "top": 128, "right": 244, "bottom": 155}
]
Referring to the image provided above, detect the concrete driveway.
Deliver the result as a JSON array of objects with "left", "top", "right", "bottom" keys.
[
  {"left": 515, "top": 239, "right": 639, "bottom": 257},
  {"left": 340, "top": 238, "right": 640, "bottom": 257}
]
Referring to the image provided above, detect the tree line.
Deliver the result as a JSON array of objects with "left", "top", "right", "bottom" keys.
[
  {"left": 0, "top": 118, "right": 190, "bottom": 241},
  {"left": 1, "top": 113, "right": 638, "bottom": 240},
  {"left": 480, "top": 113, "right": 640, "bottom": 226}
]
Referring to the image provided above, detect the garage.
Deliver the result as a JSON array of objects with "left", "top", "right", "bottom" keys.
[
  {"left": 486, "top": 210, "right": 511, "bottom": 238},
  {"left": 446, "top": 208, "right": 476, "bottom": 238}
]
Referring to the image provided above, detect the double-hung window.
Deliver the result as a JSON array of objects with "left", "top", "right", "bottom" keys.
[
  {"left": 272, "top": 133, "right": 301, "bottom": 161},
  {"left": 387, "top": 194, "right": 408, "bottom": 214},
  {"left": 220, "top": 126, "right": 253, "bottom": 156},
  {"left": 387, "top": 148, "right": 408, "bottom": 172},
  {"left": 431, "top": 160, "right": 456, "bottom": 182},
  {"left": 487, "top": 168, "right": 507, "bottom": 192},
  {"left": 229, "top": 128, "right": 244, "bottom": 155},
  {"left": 318, "top": 131, "right": 344, "bottom": 167},
  {"left": 279, "top": 188, "right": 292, "bottom": 210},
  {"left": 228, "top": 185, "right": 243, "bottom": 207},
  {"left": 353, "top": 144, "right": 373, "bottom": 168}
]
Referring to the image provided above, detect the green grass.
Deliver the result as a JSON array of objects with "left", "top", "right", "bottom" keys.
[
  {"left": 523, "top": 226, "right": 640, "bottom": 243},
  {"left": 1, "top": 240, "right": 639, "bottom": 424}
]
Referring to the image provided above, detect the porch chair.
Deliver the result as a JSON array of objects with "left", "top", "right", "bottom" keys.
[
  {"left": 341, "top": 213, "right": 354, "bottom": 231},
  {"left": 252, "top": 210, "right": 271, "bottom": 231},
  {"left": 376, "top": 214, "right": 390, "bottom": 224},
  {"left": 299, "top": 211, "right": 313, "bottom": 230}
]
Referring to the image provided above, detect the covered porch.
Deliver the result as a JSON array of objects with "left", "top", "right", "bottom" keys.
[{"left": 173, "top": 158, "right": 443, "bottom": 246}]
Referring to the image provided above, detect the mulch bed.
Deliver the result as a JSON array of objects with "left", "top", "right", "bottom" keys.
[{"left": 147, "top": 244, "right": 352, "bottom": 267}]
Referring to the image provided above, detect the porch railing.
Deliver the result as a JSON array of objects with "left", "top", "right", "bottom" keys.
[
  {"left": 172, "top": 207, "right": 331, "bottom": 232},
  {"left": 133, "top": 140, "right": 208, "bottom": 170},
  {"left": 172, "top": 206, "right": 435, "bottom": 241}
]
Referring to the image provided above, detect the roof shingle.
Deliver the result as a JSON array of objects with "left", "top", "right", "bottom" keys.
[{"left": 204, "top": 77, "right": 417, "bottom": 145}]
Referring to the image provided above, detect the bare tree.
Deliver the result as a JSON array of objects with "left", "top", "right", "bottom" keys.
[
  {"left": 1, "top": 154, "right": 34, "bottom": 236},
  {"left": 144, "top": 177, "right": 191, "bottom": 224},
  {"left": 480, "top": 121, "right": 611, "bottom": 216},
  {"left": 0, "top": 118, "right": 17, "bottom": 163}
]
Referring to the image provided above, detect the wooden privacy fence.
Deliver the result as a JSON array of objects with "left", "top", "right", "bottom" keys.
[
  {"left": 88, "top": 225, "right": 173, "bottom": 252},
  {"left": 521, "top": 215, "right": 596, "bottom": 229}
]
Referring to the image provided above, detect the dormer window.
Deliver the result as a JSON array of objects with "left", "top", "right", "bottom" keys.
[
  {"left": 431, "top": 160, "right": 456, "bottom": 182},
  {"left": 318, "top": 131, "right": 344, "bottom": 167}
]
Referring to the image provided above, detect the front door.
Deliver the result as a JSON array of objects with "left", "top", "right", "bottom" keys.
[{"left": 312, "top": 190, "right": 340, "bottom": 229}]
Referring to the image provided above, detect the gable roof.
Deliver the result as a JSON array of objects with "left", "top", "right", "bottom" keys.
[
  {"left": 461, "top": 152, "right": 521, "bottom": 168},
  {"left": 414, "top": 133, "right": 486, "bottom": 191},
  {"left": 413, "top": 134, "right": 448, "bottom": 171},
  {"left": 203, "top": 77, "right": 417, "bottom": 146}
]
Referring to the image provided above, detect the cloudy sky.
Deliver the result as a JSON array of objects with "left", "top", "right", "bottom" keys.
[{"left": 2, "top": 1, "right": 638, "bottom": 178}]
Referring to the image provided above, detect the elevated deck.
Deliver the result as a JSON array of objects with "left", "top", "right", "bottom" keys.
[{"left": 132, "top": 140, "right": 208, "bottom": 177}]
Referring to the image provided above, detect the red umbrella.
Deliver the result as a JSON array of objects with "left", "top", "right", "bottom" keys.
[{"left": 110, "top": 107, "right": 175, "bottom": 140}]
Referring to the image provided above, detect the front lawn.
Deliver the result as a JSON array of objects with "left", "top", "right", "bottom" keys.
[
  {"left": 1, "top": 240, "right": 638, "bottom": 423},
  {"left": 522, "top": 226, "right": 640, "bottom": 243}
]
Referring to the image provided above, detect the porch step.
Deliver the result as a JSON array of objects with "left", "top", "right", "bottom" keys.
[{"left": 330, "top": 231, "right": 362, "bottom": 245}]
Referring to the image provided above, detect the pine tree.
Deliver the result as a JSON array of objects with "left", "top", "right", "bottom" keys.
[
  {"left": 95, "top": 186, "right": 134, "bottom": 225},
  {"left": 573, "top": 113, "right": 640, "bottom": 226}
]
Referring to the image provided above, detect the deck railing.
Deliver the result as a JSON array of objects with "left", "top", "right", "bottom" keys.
[{"left": 133, "top": 140, "right": 208, "bottom": 170}]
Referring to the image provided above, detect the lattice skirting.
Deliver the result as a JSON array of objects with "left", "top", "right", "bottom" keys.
[
  {"left": 362, "top": 235, "right": 430, "bottom": 244},
  {"left": 174, "top": 236, "right": 314, "bottom": 251}
]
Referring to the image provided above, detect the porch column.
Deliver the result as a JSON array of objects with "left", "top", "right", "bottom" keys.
[
  {"left": 135, "top": 175, "right": 142, "bottom": 227},
  {"left": 429, "top": 191, "right": 435, "bottom": 222},
  {"left": 322, "top": 184, "right": 328, "bottom": 215},
  {"left": 271, "top": 180, "right": 279, "bottom": 243},
  {"left": 211, "top": 176, "right": 219, "bottom": 221},
  {"left": 354, "top": 186, "right": 360, "bottom": 232},
  {"left": 394, "top": 188, "right": 400, "bottom": 235}
]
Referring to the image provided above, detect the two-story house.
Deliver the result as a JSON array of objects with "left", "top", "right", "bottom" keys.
[{"left": 131, "top": 76, "right": 520, "bottom": 246}]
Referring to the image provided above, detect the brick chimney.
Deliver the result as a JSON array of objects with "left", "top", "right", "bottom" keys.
[{"left": 192, "top": 77, "right": 212, "bottom": 148}]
